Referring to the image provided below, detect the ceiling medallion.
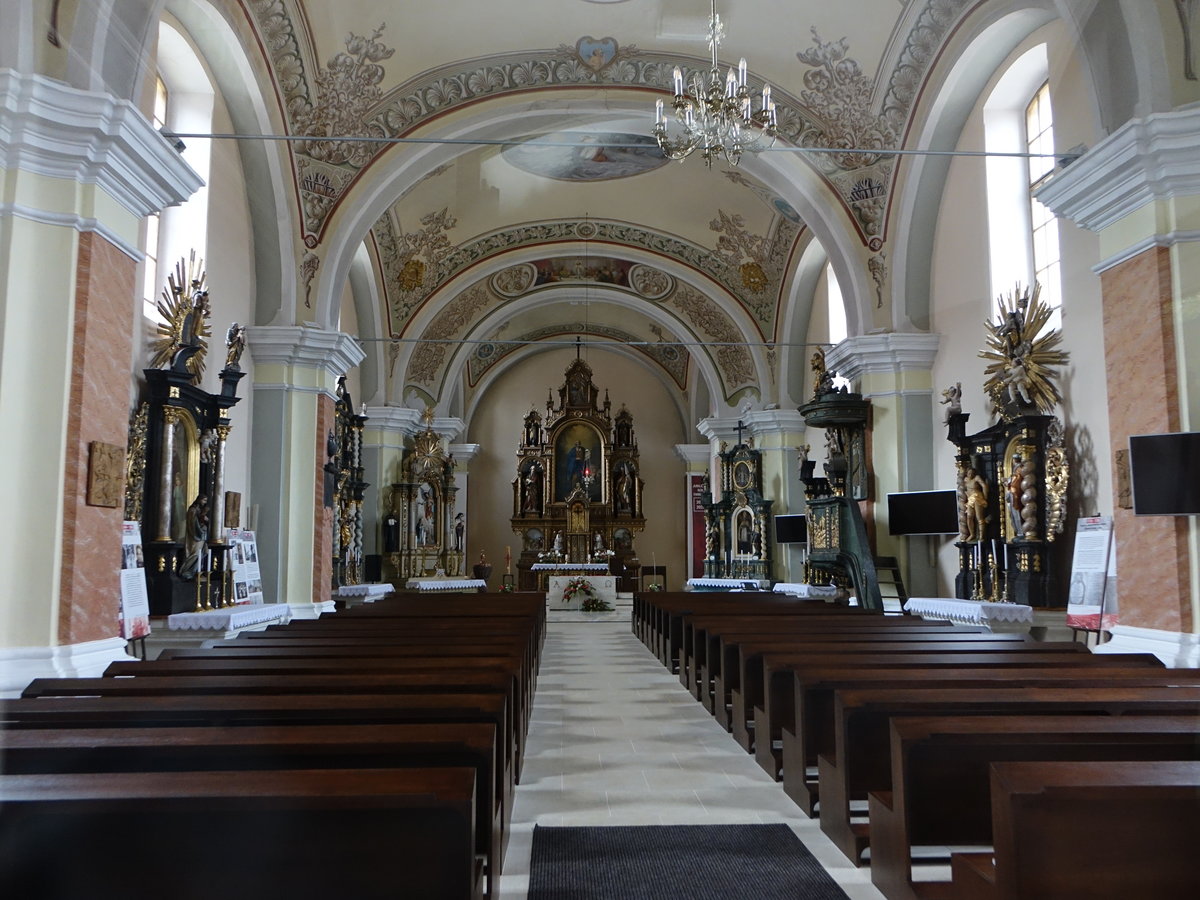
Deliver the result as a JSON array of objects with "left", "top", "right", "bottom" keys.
[{"left": 653, "top": 0, "right": 777, "bottom": 167}]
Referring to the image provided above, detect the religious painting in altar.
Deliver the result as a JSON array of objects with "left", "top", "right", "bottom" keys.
[
  {"left": 166, "top": 408, "right": 200, "bottom": 543},
  {"left": 554, "top": 421, "right": 603, "bottom": 502}
]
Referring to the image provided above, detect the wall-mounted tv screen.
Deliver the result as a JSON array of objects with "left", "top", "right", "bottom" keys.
[
  {"left": 774, "top": 514, "right": 807, "bottom": 544},
  {"left": 1130, "top": 432, "right": 1200, "bottom": 516},
  {"left": 887, "top": 490, "right": 959, "bottom": 536}
]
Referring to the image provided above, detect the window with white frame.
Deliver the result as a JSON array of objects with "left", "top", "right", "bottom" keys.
[
  {"left": 826, "top": 261, "right": 847, "bottom": 345},
  {"left": 983, "top": 45, "right": 1061, "bottom": 329},
  {"left": 141, "top": 75, "right": 169, "bottom": 320},
  {"left": 1026, "top": 82, "right": 1061, "bottom": 329}
]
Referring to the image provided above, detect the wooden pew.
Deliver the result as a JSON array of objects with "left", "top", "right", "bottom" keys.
[
  {"left": 866, "top": 715, "right": 1200, "bottom": 900},
  {"left": 776, "top": 658, "right": 1184, "bottom": 813},
  {"left": 950, "top": 760, "right": 1200, "bottom": 900},
  {"left": 0, "top": 767, "right": 482, "bottom": 900},
  {"left": 815, "top": 685, "right": 1200, "bottom": 864},
  {"left": 727, "top": 638, "right": 1075, "bottom": 750},
  {"left": 1, "top": 723, "right": 503, "bottom": 894},
  {"left": 103, "top": 655, "right": 530, "bottom": 741},
  {"left": 682, "top": 615, "right": 964, "bottom": 699}
]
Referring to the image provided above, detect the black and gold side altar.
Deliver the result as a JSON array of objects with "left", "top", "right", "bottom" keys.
[
  {"left": 700, "top": 422, "right": 774, "bottom": 583},
  {"left": 946, "top": 284, "right": 1069, "bottom": 607},
  {"left": 131, "top": 256, "right": 246, "bottom": 615},
  {"left": 510, "top": 353, "right": 645, "bottom": 591},
  {"left": 387, "top": 410, "right": 461, "bottom": 581},
  {"left": 329, "top": 377, "right": 368, "bottom": 588},
  {"left": 794, "top": 350, "right": 882, "bottom": 611}
]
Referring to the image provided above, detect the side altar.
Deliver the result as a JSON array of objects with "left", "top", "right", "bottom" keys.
[{"left": 511, "top": 354, "right": 645, "bottom": 591}]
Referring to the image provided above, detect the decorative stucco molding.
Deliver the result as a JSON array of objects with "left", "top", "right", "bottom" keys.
[{"left": 826, "top": 332, "right": 941, "bottom": 381}]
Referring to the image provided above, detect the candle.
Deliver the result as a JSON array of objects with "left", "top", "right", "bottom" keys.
[
  {"left": 673, "top": 66, "right": 684, "bottom": 96},
  {"left": 738, "top": 58, "right": 747, "bottom": 87},
  {"left": 505, "top": 545, "right": 511, "bottom": 575},
  {"left": 655, "top": 98, "right": 664, "bottom": 125},
  {"left": 725, "top": 68, "right": 736, "bottom": 97}
]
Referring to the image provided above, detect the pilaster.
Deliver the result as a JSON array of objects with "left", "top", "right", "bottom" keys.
[
  {"left": 1037, "top": 105, "right": 1200, "bottom": 636},
  {"left": 246, "top": 326, "right": 365, "bottom": 613}
]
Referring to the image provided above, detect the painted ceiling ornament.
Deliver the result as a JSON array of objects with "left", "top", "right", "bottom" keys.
[
  {"left": 670, "top": 283, "right": 755, "bottom": 394},
  {"left": 404, "top": 284, "right": 493, "bottom": 386},
  {"left": 795, "top": 29, "right": 896, "bottom": 172},
  {"left": 979, "top": 283, "right": 1069, "bottom": 418},
  {"left": 628, "top": 264, "right": 673, "bottom": 300},
  {"left": 709, "top": 209, "right": 772, "bottom": 294},
  {"left": 491, "top": 264, "right": 538, "bottom": 297},
  {"left": 300, "top": 251, "right": 319, "bottom": 308},
  {"left": 375, "top": 207, "right": 459, "bottom": 331},
  {"left": 868, "top": 252, "right": 887, "bottom": 309}
]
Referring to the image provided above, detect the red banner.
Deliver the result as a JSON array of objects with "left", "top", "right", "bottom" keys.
[{"left": 689, "top": 474, "right": 708, "bottom": 578}]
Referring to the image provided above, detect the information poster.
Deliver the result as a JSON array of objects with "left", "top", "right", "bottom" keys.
[
  {"left": 229, "top": 529, "right": 264, "bottom": 604},
  {"left": 1065, "top": 515, "right": 1118, "bottom": 631},
  {"left": 118, "top": 521, "right": 151, "bottom": 639},
  {"left": 690, "top": 474, "right": 707, "bottom": 578}
]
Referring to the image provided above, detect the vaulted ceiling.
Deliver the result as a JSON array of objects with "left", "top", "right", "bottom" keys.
[{"left": 177, "top": 0, "right": 1060, "bottom": 416}]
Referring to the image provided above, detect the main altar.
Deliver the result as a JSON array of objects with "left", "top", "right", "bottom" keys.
[{"left": 510, "top": 354, "right": 645, "bottom": 591}]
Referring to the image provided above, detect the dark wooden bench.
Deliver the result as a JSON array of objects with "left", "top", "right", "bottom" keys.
[
  {"left": 681, "top": 615, "right": 965, "bottom": 699},
  {"left": 728, "top": 638, "right": 1078, "bottom": 750},
  {"left": 950, "top": 760, "right": 1200, "bottom": 900},
  {"left": 0, "top": 767, "right": 482, "bottom": 899},
  {"left": 1, "top": 722, "right": 503, "bottom": 895},
  {"left": 775, "top": 657, "right": 1181, "bottom": 813},
  {"left": 816, "top": 685, "right": 1200, "bottom": 864},
  {"left": 866, "top": 714, "right": 1200, "bottom": 900}
]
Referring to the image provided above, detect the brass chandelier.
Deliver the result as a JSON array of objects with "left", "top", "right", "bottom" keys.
[{"left": 653, "top": 0, "right": 778, "bottom": 167}]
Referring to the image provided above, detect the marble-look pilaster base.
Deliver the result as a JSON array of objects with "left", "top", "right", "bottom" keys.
[
  {"left": 1092, "top": 624, "right": 1200, "bottom": 668},
  {"left": 0, "top": 636, "right": 135, "bottom": 698}
]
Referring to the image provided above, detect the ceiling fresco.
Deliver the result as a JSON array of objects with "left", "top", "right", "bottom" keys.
[{"left": 227, "top": 0, "right": 982, "bottom": 409}]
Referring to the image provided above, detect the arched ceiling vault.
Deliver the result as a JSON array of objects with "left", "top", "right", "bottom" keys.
[{"left": 137, "top": 1, "right": 1152, "bottom": 417}]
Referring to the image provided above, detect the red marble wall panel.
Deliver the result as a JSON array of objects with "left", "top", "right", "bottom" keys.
[
  {"left": 1102, "top": 246, "right": 1191, "bottom": 633},
  {"left": 312, "top": 394, "right": 334, "bottom": 605},
  {"left": 59, "top": 232, "right": 136, "bottom": 645}
]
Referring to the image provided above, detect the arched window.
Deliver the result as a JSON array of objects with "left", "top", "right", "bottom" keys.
[
  {"left": 825, "top": 261, "right": 847, "bottom": 346},
  {"left": 141, "top": 19, "right": 214, "bottom": 320},
  {"left": 984, "top": 46, "right": 1061, "bottom": 328},
  {"left": 141, "top": 74, "right": 169, "bottom": 320}
]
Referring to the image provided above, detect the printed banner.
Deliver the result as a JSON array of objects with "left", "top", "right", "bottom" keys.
[
  {"left": 118, "top": 521, "right": 151, "bottom": 639},
  {"left": 1065, "top": 515, "right": 1118, "bottom": 631}
]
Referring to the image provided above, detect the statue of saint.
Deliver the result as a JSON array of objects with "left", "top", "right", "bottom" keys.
[
  {"left": 225, "top": 322, "right": 247, "bottom": 370},
  {"left": 180, "top": 494, "right": 209, "bottom": 579},
  {"left": 963, "top": 467, "right": 989, "bottom": 543},
  {"left": 940, "top": 382, "right": 962, "bottom": 422}
]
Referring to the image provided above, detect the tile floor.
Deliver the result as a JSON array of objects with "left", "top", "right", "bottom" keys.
[{"left": 495, "top": 614, "right": 887, "bottom": 899}]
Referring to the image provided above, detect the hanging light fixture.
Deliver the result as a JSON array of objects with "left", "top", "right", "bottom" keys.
[{"left": 653, "top": 0, "right": 777, "bottom": 167}]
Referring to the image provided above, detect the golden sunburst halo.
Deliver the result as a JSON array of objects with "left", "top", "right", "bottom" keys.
[
  {"left": 979, "top": 282, "right": 1068, "bottom": 416},
  {"left": 150, "top": 253, "right": 210, "bottom": 383}
]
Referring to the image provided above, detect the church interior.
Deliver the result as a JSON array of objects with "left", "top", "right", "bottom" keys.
[{"left": 2, "top": 1, "right": 1199, "bottom": 897}]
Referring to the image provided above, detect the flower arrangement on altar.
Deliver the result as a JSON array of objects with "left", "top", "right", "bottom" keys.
[
  {"left": 538, "top": 550, "right": 564, "bottom": 563},
  {"left": 561, "top": 575, "right": 613, "bottom": 611},
  {"left": 498, "top": 583, "right": 514, "bottom": 594},
  {"left": 592, "top": 548, "right": 615, "bottom": 562}
]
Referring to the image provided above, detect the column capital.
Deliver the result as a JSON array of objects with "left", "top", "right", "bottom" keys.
[
  {"left": 740, "top": 408, "right": 808, "bottom": 436},
  {"left": 674, "top": 444, "right": 710, "bottom": 465},
  {"left": 1036, "top": 105, "right": 1200, "bottom": 234},
  {"left": 246, "top": 326, "right": 365, "bottom": 397},
  {"left": 826, "top": 333, "right": 940, "bottom": 382},
  {"left": 363, "top": 406, "right": 423, "bottom": 437},
  {"left": 696, "top": 417, "right": 741, "bottom": 444},
  {"left": 448, "top": 443, "right": 481, "bottom": 465},
  {"left": 0, "top": 71, "right": 202, "bottom": 219}
]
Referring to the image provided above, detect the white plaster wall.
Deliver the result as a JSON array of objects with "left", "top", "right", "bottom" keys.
[{"left": 465, "top": 346, "right": 688, "bottom": 589}]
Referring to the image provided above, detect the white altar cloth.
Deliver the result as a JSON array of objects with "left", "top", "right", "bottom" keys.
[
  {"left": 337, "top": 583, "right": 393, "bottom": 599},
  {"left": 404, "top": 578, "right": 486, "bottom": 592},
  {"left": 772, "top": 583, "right": 841, "bottom": 599},
  {"left": 531, "top": 563, "right": 610, "bottom": 573},
  {"left": 548, "top": 575, "right": 618, "bottom": 610},
  {"left": 686, "top": 577, "right": 768, "bottom": 591},
  {"left": 167, "top": 604, "right": 288, "bottom": 631},
  {"left": 904, "top": 597, "right": 1034, "bottom": 629}
]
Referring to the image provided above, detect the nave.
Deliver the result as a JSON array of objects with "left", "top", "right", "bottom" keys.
[{"left": 496, "top": 616, "right": 884, "bottom": 900}]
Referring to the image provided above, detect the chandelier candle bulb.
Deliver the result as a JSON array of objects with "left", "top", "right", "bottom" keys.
[
  {"left": 738, "top": 57, "right": 747, "bottom": 86},
  {"left": 673, "top": 66, "right": 684, "bottom": 96},
  {"left": 655, "top": 99, "right": 664, "bottom": 124}
]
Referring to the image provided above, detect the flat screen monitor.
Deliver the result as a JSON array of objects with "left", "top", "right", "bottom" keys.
[
  {"left": 1130, "top": 432, "right": 1200, "bottom": 516},
  {"left": 887, "top": 490, "right": 958, "bottom": 536},
  {"left": 774, "top": 514, "right": 807, "bottom": 544}
]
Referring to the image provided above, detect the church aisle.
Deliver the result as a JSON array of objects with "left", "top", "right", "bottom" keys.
[{"left": 496, "top": 617, "right": 886, "bottom": 899}]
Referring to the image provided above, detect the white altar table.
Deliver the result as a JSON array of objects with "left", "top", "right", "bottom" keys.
[
  {"left": 404, "top": 578, "right": 486, "bottom": 593},
  {"left": 336, "top": 583, "right": 393, "bottom": 603},
  {"left": 548, "top": 575, "right": 618, "bottom": 610},
  {"left": 167, "top": 604, "right": 289, "bottom": 631},
  {"left": 903, "top": 597, "right": 1034, "bottom": 632},
  {"left": 686, "top": 577, "right": 769, "bottom": 591},
  {"left": 772, "top": 583, "right": 841, "bottom": 600}
]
